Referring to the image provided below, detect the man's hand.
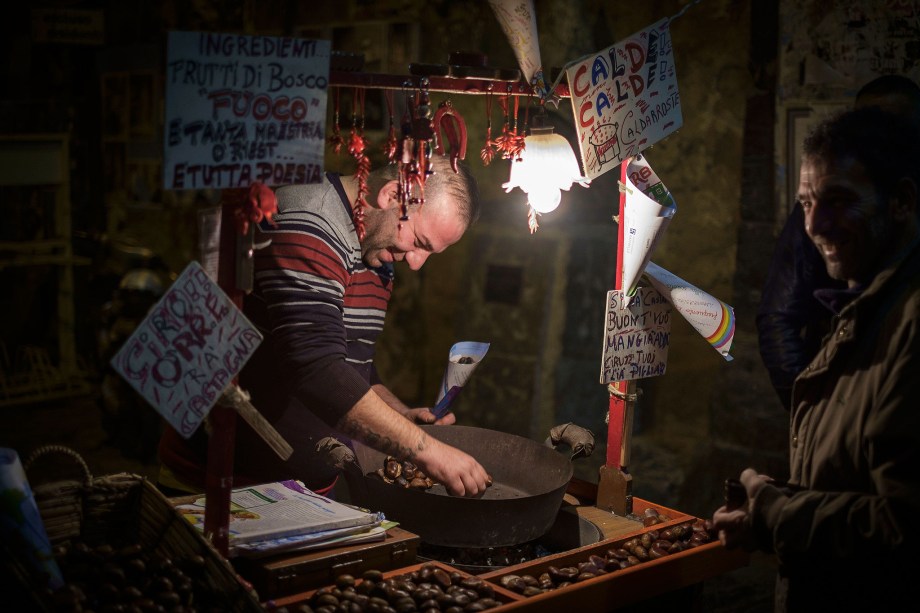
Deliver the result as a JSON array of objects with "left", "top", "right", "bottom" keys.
[
  {"left": 403, "top": 407, "right": 456, "bottom": 425},
  {"left": 414, "top": 436, "right": 491, "bottom": 497},
  {"left": 710, "top": 467, "right": 771, "bottom": 551},
  {"left": 340, "top": 389, "right": 488, "bottom": 497},
  {"left": 372, "top": 384, "right": 455, "bottom": 425}
]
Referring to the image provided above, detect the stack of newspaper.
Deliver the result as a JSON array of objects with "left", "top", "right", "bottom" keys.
[{"left": 174, "top": 480, "right": 390, "bottom": 558}]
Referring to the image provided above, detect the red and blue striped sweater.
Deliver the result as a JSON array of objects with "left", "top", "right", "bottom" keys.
[{"left": 159, "top": 174, "right": 393, "bottom": 492}]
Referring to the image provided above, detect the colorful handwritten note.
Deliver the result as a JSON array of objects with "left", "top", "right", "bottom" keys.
[
  {"left": 110, "top": 261, "right": 263, "bottom": 438},
  {"left": 566, "top": 18, "right": 681, "bottom": 181},
  {"left": 164, "top": 31, "right": 330, "bottom": 189},
  {"left": 599, "top": 288, "right": 671, "bottom": 383}
]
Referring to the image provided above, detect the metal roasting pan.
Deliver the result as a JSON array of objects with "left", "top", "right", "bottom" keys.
[{"left": 343, "top": 425, "right": 574, "bottom": 547}]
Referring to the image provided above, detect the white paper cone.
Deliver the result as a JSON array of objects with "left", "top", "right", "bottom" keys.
[
  {"left": 644, "top": 262, "right": 735, "bottom": 360},
  {"left": 0, "top": 448, "right": 64, "bottom": 589},
  {"left": 436, "top": 341, "right": 491, "bottom": 404},
  {"left": 488, "top": 0, "right": 543, "bottom": 84},
  {"left": 621, "top": 156, "right": 676, "bottom": 296}
]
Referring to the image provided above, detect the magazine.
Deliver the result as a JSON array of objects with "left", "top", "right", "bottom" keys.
[
  {"left": 175, "top": 480, "right": 384, "bottom": 552},
  {"left": 231, "top": 521, "right": 398, "bottom": 558}
]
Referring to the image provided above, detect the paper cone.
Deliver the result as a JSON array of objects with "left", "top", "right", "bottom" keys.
[
  {"left": 434, "top": 342, "right": 491, "bottom": 416},
  {"left": 620, "top": 156, "right": 676, "bottom": 295},
  {"left": 643, "top": 262, "right": 735, "bottom": 360},
  {"left": 488, "top": 0, "right": 542, "bottom": 84},
  {"left": 0, "top": 448, "right": 63, "bottom": 590}
]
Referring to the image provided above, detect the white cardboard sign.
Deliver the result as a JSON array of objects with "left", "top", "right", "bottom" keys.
[
  {"left": 599, "top": 287, "right": 671, "bottom": 383},
  {"left": 110, "top": 261, "right": 262, "bottom": 438},
  {"left": 164, "top": 30, "right": 330, "bottom": 190},
  {"left": 566, "top": 18, "right": 681, "bottom": 181}
]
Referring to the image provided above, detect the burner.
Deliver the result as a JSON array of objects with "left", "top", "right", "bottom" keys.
[
  {"left": 418, "top": 509, "right": 602, "bottom": 574},
  {"left": 418, "top": 540, "right": 554, "bottom": 573}
]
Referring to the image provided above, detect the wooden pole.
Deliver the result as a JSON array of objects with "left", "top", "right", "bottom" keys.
[{"left": 202, "top": 202, "right": 242, "bottom": 556}]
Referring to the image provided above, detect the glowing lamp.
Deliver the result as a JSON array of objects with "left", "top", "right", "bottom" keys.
[{"left": 502, "top": 114, "right": 589, "bottom": 214}]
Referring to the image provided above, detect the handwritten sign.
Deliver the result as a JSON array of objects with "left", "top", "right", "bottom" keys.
[
  {"left": 599, "top": 287, "right": 671, "bottom": 383},
  {"left": 110, "top": 261, "right": 263, "bottom": 438},
  {"left": 164, "top": 31, "right": 330, "bottom": 190},
  {"left": 566, "top": 18, "right": 681, "bottom": 181}
]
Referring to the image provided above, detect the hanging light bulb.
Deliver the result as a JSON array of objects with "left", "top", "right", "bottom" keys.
[{"left": 503, "top": 108, "right": 589, "bottom": 216}]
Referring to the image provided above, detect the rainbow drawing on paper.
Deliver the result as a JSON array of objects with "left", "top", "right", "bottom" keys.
[{"left": 706, "top": 301, "right": 735, "bottom": 353}]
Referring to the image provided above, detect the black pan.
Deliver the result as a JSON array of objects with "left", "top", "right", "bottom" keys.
[{"left": 342, "top": 425, "right": 573, "bottom": 547}]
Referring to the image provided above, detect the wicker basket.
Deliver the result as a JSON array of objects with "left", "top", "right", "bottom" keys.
[{"left": 12, "top": 445, "right": 264, "bottom": 611}]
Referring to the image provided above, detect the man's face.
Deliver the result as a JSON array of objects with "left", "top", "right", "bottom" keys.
[
  {"left": 360, "top": 182, "right": 466, "bottom": 270},
  {"left": 798, "top": 155, "right": 893, "bottom": 288}
]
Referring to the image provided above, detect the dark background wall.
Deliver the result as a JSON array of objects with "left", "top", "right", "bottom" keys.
[{"left": 3, "top": 0, "right": 920, "bottom": 527}]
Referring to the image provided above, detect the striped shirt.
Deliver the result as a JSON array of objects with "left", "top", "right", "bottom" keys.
[{"left": 159, "top": 174, "right": 394, "bottom": 491}]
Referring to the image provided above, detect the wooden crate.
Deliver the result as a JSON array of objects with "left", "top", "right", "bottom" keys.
[
  {"left": 478, "top": 499, "right": 749, "bottom": 612},
  {"left": 268, "top": 497, "right": 747, "bottom": 612},
  {"left": 270, "top": 560, "right": 522, "bottom": 610}
]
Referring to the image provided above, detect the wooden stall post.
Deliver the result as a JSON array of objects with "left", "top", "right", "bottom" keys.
[{"left": 202, "top": 201, "right": 243, "bottom": 556}]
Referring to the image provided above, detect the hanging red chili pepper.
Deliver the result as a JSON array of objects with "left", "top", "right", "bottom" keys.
[
  {"left": 383, "top": 89, "right": 398, "bottom": 164},
  {"left": 492, "top": 93, "right": 525, "bottom": 161},
  {"left": 228, "top": 182, "right": 278, "bottom": 236},
  {"left": 508, "top": 95, "right": 526, "bottom": 161},
  {"left": 480, "top": 87, "right": 496, "bottom": 166},
  {"left": 328, "top": 87, "right": 344, "bottom": 155},
  {"left": 492, "top": 92, "right": 512, "bottom": 159},
  {"left": 527, "top": 205, "right": 540, "bottom": 234},
  {"left": 396, "top": 79, "right": 435, "bottom": 221},
  {"left": 349, "top": 88, "right": 371, "bottom": 240}
]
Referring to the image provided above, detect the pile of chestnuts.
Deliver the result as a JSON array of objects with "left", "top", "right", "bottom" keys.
[
  {"left": 372, "top": 456, "right": 439, "bottom": 490},
  {"left": 371, "top": 456, "right": 493, "bottom": 493},
  {"left": 273, "top": 563, "right": 505, "bottom": 612},
  {"left": 497, "top": 516, "right": 713, "bottom": 596},
  {"left": 45, "top": 538, "right": 242, "bottom": 612}
]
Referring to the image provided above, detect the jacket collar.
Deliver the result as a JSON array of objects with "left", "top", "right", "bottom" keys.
[{"left": 814, "top": 236, "right": 920, "bottom": 317}]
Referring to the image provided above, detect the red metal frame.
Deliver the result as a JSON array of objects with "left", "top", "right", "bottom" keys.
[{"left": 329, "top": 70, "right": 571, "bottom": 99}]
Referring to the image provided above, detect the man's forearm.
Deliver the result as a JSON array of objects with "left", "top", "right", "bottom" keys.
[
  {"left": 337, "top": 388, "right": 430, "bottom": 461},
  {"left": 372, "top": 382, "right": 412, "bottom": 417}
]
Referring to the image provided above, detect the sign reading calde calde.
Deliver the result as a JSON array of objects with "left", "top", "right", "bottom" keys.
[{"left": 566, "top": 18, "right": 682, "bottom": 181}]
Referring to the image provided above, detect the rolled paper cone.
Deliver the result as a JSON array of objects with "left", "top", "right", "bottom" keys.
[
  {"left": 620, "top": 156, "right": 676, "bottom": 296},
  {"left": 0, "top": 447, "right": 64, "bottom": 590},
  {"left": 435, "top": 341, "right": 490, "bottom": 405},
  {"left": 488, "top": 0, "right": 543, "bottom": 84},
  {"left": 644, "top": 262, "right": 735, "bottom": 360}
]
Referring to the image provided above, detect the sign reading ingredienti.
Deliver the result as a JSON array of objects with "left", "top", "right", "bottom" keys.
[
  {"left": 566, "top": 18, "right": 682, "bottom": 182},
  {"left": 110, "top": 261, "right": 263, "bottom": 438},
  {"left": 164, "top": 31, "right": 330, "bottom": 190}
]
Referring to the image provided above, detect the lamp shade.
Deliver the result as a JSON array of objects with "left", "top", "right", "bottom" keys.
[{"left": 503, "top": 126, "right": 588, "bottom": 213}]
